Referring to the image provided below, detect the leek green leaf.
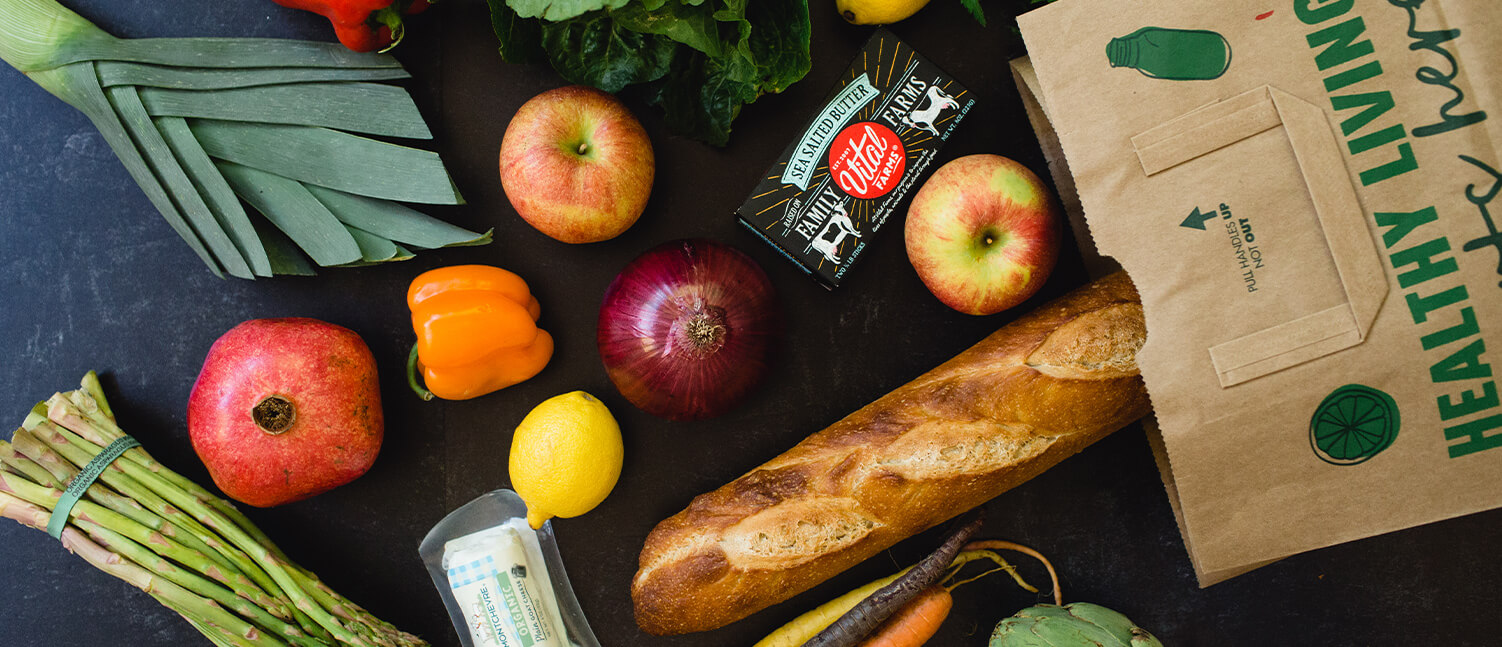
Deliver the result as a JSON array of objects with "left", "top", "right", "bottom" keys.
[
  {"left": 0, "top": 0, "right": 481, "bottom": 279},
  {"left": 338, "top": 227, "right": 417, "bottom": 266},
  {"left": 218, "top": 161, "right": 362, "bottom": 267},
  {"left": 97, "top": 61, "right": 410, "bottom": 90},
  {"left": 305, "top": 184, "right": 489, "bottom": 249},
  {"left": 52, "top": 36, "right": 402, "bottom": 71},
  {"left": 191, "top": 120, "right": 462, "bottom": 205},
  {"left": 106, "top": 84, "right": 253, "bottom": 278},
  {"left": 29, "top": 62, "right": 224, "bottom": 277},
  {"left": 335, "top": 256, "right": 416, "bottom": 267},
  {"left": 155, "top": 116, "right": 272, "bottom": 277},
  {"left": 140, "top": 83, "right": 431, "bottom": 139},
  {"left": 251, "top": 217, "right": 317, "bottom": 276},
  {"left": 345, "top": 226, "right": 401, "bottom": 262}
]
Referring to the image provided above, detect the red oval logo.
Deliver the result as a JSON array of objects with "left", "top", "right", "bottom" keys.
[{"left": 828, "top": 122, "right": 906, "bottom": 200}]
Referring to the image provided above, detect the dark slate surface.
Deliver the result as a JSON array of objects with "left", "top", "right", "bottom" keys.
[{"left": 1, "top": 0, "right": 1498, "bottom": 645}]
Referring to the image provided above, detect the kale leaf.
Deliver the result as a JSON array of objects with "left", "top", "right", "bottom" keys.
[
  {"left": 539, "top": 13, "right": 678, "bottom": 92},
  {"left": 488, "top": 0, "right": 811, "bottom": 146},
  {"left": 510, "top": 0, "right": 631, "bottom": 22}
]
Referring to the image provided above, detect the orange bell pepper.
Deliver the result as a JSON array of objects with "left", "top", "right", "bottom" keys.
[{"left": 406, "top": 265, "right": 553, "bottom": 400}]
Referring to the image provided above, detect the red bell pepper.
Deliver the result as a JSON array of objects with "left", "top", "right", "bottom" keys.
[{"left": 273, "top": 0, "right": 433, "bottom": 52}]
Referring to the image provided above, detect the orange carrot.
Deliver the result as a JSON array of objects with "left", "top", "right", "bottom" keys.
[{"left": 856, "top": 586, "right": 954, "bottom": 647}]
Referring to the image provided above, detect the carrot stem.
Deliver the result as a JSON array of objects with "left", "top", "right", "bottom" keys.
[
  {"left": 943, "top": 549, "right": 1036, "bottom": 593},
  {"left": 960, "top": 540, "right": 1061, "bottom": 605},
  {"left": 944, "top": 565, "right": 1006, "bottom": 591}
]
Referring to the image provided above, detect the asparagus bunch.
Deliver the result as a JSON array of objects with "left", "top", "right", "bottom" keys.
[{"left": 0, "top": 372, "right": 427, "bottom": 647}]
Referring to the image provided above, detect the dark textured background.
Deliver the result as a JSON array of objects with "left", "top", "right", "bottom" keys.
[{"left": 1, "top": 0, "right": 1499, "bottom": 645}]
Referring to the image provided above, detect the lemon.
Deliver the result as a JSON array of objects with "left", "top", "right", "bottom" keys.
[
  {"left": 510, "top": 391, "right": 624, "bottom": 529},
  {"left": 836, "top": 0, "right": 932, "bottom": 25}
]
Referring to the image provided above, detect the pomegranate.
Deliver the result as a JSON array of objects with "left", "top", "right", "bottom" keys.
[{"left": 188, "top": 318, "right": 383, "bottom": 507}]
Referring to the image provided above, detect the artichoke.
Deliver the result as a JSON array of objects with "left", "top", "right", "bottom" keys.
[{"left": 990, "top": 603, "right": 1164, "bottom": 647}]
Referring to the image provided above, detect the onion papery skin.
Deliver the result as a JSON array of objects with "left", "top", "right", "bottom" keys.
[{"left": 598, "top": 239, "right": 779, "bottom": 421}]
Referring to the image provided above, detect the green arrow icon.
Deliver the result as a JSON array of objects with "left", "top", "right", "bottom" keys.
[{"left": 1181, "top": 206, "right": 1215, "bottom": 230}]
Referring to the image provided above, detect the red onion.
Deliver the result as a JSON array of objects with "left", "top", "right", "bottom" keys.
[{"left": 597, "top": 239, "right": 779, "bottom": 421}]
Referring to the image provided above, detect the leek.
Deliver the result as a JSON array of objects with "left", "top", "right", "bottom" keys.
[{"left": 0, "top": 0, "right": 487, "bottom": 278}]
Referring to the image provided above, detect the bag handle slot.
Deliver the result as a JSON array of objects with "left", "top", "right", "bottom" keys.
[{"left": 1132, "top": 86, "right": 1388, "bottom": 387}]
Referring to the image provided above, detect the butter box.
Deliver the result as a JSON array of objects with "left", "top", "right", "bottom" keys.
[{"left": 736, "top": 29, "right": 974, "bottom": 289}]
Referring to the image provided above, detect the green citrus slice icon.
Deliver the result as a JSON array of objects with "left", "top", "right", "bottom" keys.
[{"left": 1309, "top": 384, "right": 1400, "bottom": 466}]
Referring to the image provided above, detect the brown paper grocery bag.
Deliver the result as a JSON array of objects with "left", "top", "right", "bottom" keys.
[{"left": 1013, "top": 0, "right": 1502, "bottom": 585}]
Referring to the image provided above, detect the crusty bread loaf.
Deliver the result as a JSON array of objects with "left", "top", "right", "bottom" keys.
[{"left": 631, "top": 272, "right": 1150, "bottom": 635}]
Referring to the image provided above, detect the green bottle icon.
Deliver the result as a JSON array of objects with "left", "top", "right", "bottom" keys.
[{"left": 1107, "top": 27, "right": 1231, "bottom": 81}]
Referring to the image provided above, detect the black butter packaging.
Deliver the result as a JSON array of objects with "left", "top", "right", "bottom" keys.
[{"left": 735, "top": 29, "right": 974, "bottom": 289}]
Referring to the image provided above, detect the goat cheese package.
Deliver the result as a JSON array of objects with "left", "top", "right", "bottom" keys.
[{"left": 736, "top": 29, "right": 975, "bottom": 289}]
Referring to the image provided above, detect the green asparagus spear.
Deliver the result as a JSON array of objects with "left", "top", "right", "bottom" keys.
[
  {"left": 0, "top": 469, "right": 289, "bottom": 623},
  {"left": 5, "top": 377, "right": 427, "bottom": 647},
  {"left": 24, "top": 416, "right": 295, "bottom": 616},
  {"left": 0, "top": 490, "right": 284, "bottom": 647}
]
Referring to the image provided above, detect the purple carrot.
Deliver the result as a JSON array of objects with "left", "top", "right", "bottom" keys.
[{"left": 801, "top": 509, "right": 986, "bottom": 647}]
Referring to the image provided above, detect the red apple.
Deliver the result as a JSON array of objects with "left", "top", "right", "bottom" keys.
[
  {"left": 499, "top": 85, "right": 655, "bottom": 244},
  {"left": 904, "top": 154, "right": 1060, "bottom": 315},
  {"left": 188, "top": 318, "right": 383, "bottom": 507}
]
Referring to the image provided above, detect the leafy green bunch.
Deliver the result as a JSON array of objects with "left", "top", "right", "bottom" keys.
[{"left": 489, "top": 0, "right": 812, "bottom": 146}]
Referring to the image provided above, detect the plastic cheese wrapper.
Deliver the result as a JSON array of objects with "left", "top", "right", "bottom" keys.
[{"left": 420, "top": 489, "right": 601, "bottom": 647}]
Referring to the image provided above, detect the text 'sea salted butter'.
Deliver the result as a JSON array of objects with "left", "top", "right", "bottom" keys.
[{"left": 736, "top": 29, "right": 974, "bottom": 289}]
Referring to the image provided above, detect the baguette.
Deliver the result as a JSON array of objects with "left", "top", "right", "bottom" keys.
[{"left": 631, "top": 272, "right": 1151, "bottom": 635}]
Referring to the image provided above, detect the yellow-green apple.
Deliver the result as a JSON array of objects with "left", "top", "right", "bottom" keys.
[
  {"left": 904, "top": 154, "right": 1060, "bottom": 315},
  {"left": 188, "top": 318, "right": 383, "bottom": 507},
  {"left": 499, "top": 85, "right": 655, "bottom": 244}
]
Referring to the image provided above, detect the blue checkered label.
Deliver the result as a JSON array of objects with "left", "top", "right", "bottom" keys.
[{"left": 448, "top": 554, "right": 498, "bottom": 589}]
